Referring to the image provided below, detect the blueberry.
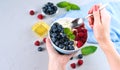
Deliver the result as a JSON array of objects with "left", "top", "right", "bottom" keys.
[
  {"left": 59, "top": 44, "right": 64, "bottom": 49},
  {"left": 54, "top": 22, "right": 59, "bottom": 26},
  {"left": 59, "top": 39, "right": 64, "bottom": 44},
  {"left": 64, "top": 37, "right": 69, "bottom": 42},
  {"left": 64, "top": 46, "right": 69, "bottom": 50},
  {"left": 64, "top": 41, "right": 69, "bottom": 46},
  {"left": 61, "top": 34, "right": 66, "bottom": 38},
  {"left": 55, "top": 41, "right": 59, "bottom": 46},
  {"left": 69, "top": 45, "right": 74, "bottom": 50},
  {"left": 77, "top": 54, "right": 83, "bottom": 59},
  {"left": 69, "top": 41, "right": 74, "bottom": 45},
  {"left": 53, "top": 6, "right": 57, "bottom": 11},
  {"left": 57, "top": 25, "right": 63, "bottom": 30},
  {"left": 57, "top": 35, "right": 62, "bottom": 39},
  {"left": 70, "top": 57, "right": 73, "bottom": 60},
  {"left": 51, "top": 33, "right": 57, "bottom": 38},
  {"left": 38, "top": 47, "right": 43, "bottom": 51},
  {"left": 47, "top": 2, "right": 54, "bottom": 6},
  {"left": 51, "top": 37, "right": 56, "bottom": 42}
]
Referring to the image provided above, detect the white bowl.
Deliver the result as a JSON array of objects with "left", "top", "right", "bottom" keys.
[{"left": 48, "top": 17, "right": 87, "bottom": 54}]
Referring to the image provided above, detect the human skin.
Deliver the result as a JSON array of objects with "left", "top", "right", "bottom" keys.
[
  {"left": 46, "top": 38, "right": 75, "bottom": 70},
  {"left": 88, "top": 4, "right": 120, "bottom": 70}
]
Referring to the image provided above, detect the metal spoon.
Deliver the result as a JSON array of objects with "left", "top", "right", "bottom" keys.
[{"left": 71, "top": 3, "right": 108, "bottom": 28}]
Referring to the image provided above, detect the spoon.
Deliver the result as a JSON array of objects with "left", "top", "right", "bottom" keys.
[{"left": 71, "top": 3, "right": 108, "bottom": 28}]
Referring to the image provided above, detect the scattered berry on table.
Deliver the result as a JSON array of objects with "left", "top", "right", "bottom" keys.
[
  {"left": 29, "top": 10, "right": 35, "bottom": 15},
  {"left": 77, "top": 59, "right": 83, "bottom": 66},
  {"left": 77, "top": 54, "right": 83, "bottom": 59},
  {"left": 38, "top": 47, "right": 43, "bottom": 51},
  {"left": 70, "top": 57, "right": 73, "bottom": 60},
  {"left": 34, "top": 40, "right": 40, "bottom": 46},
  {"left": 37, "top": 14, "right": 44, "bottom": 19},
  {"left": 70, "top": 63, "right": 76, "bottom": 69},
  {"left": 43, "top": 38, "right": 46, "bottom": 43}
]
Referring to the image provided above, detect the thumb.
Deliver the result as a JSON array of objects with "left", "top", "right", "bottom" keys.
[{"left": 46, "top": 37, "right": 58, "bottom": 56}]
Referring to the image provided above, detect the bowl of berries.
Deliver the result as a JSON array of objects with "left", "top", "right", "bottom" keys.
[
  {"left": 42, "top": 2, "right": 58, "bottom": 16},
  {"left": 49, "top": 17, "right": 88, "bottom": 54}
]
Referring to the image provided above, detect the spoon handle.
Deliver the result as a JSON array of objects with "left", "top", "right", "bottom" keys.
[{"left": 85, "top": 3, "right": 109, "bottom": 19}]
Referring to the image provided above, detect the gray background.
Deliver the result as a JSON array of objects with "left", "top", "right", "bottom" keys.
[{"left": 0, "top": 0, "right": 119, "bottom": 70}]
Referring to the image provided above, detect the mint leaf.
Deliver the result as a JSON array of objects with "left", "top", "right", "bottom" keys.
[
  {"left": 81, "top": 46, "right": 97, "bottom": 56},
  {"left": 69, "top": 34, "right": 75, "bottom": 40},
  {"left": 64, "top": 28, "right": 75, "bottom": 40},
  {"left": 57, "top": 1, "right": 80, "bottom": 11},
  {"left": 57, "top": 1, "right": 69, "bottom": 8},
  {"left": 66, "top": 6, "right": 71, "bottom": 11},
  {"left": 70, "top": 4, "right": 80, "bottom": 10},
  {"left": 64, "top": 28, "right": 71, "bottom": 35}
]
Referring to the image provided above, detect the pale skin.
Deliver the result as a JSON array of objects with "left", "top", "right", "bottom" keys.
[{"left": 46, "top": 4, "right": 120, "bottom": 70}]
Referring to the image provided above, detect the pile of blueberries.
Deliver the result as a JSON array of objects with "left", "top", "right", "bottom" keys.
[
  {"left": 50, "top": 23, "right": 75, "bottom": 50},
  {"left": 42, "top": 2, "right": 58, "bottom": 15}
]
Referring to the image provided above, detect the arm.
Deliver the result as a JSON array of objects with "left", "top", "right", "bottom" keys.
[{"left": 88, "top": 4, "right": 120, "bottom": 70}]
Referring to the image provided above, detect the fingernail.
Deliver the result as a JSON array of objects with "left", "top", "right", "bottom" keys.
[{"left": 95, "top": 5, "right": 97, "bottom": 11}]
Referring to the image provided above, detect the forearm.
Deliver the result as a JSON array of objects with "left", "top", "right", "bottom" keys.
[{"left": 99, "top": 40, "right": 120, "bottom": 70}]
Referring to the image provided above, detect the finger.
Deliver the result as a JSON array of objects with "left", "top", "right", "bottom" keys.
[
  {"left": 64, "top": 52, "right": 76, "bottom": 60},
  {"left": 46, "top": 37, "right": 58, "bottom": 56},
  {"left": 88, "top": 16, "right": 94, "bottom": 28},
  {"left": 88, "top": 5, "right": 96, "bottom": 14},
  {"left": 93, "top": 5, "right": 101, "bottom": 24}
]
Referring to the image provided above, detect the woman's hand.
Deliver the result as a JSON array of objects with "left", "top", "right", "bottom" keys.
[
  {"left": 46, "top": 38, "right": 75, "bottom": 70},
  {"left": 88, "top": 4, "right": 111, "bottom": 45}
]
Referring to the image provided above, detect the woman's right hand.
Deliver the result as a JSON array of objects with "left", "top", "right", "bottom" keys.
[{"left": 88, "top": 4, "right": 111, "bottom": 45}]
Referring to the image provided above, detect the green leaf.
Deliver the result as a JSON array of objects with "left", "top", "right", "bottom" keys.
[
  {"left": 64, "top": 28, "right": 75, "bottom": 40},
  {"left": 57, "top": 1, "right": 69, "bottom": 8},
  {"left": 66, "top": 6, "right": 71, "bottom": 11},
  {"left": 81, "top": 46, "right": 97, "bottom": 56},
  {"left": 70, "top": 4, "right": 80, "bottom": 10},
  {"left": 64, "top": 28, "right": 71, "bottom": 35},
  {"left": 69, "top": 34, "right": 75, "bottom": 40}
]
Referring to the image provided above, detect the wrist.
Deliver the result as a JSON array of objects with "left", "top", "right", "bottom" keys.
[{"left": 48, "top": 59, "right": 66, "bottom": 70}]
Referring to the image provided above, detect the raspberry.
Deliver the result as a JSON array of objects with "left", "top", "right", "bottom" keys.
[
  {"left": 77, "top": 59, "right": 83, "bottom": 66},
  {"left": 34, "top": 40, "right": 40, "bottom": 46},
  {"left": 78, "top": 32, "right": 84, "bottom": 37},
  {"left": 82, "top": 29, "right": 87, "bottom": 33},
  {"left": 77, "top": 27, "right": 83, "bottom": 32},
  {"left": 77, "top": 41, "right": 83, "bottom": 48},
  {"left": 43, "top": 38, "right": 46, "bottom": 43},
  {"left": 37, "top": 14, "right": 44, "bottom": 19},
  {"left": 29, "top": 10, "right": 35, "bottom": 15},
  {"left": 75, "top": 34, "right": 80, "bottom": 41},
  {"left": 80, "top": 23, "right": 85, "bottom": 28},
  {"left": 70, "top": 63, "right": 76, "bottom": 69},
  {"left": 73, "top": 30, "right": 77, "bottom": 36},
  {"left": 81, "top": 38, "right": 87, "bottom": 43}
]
